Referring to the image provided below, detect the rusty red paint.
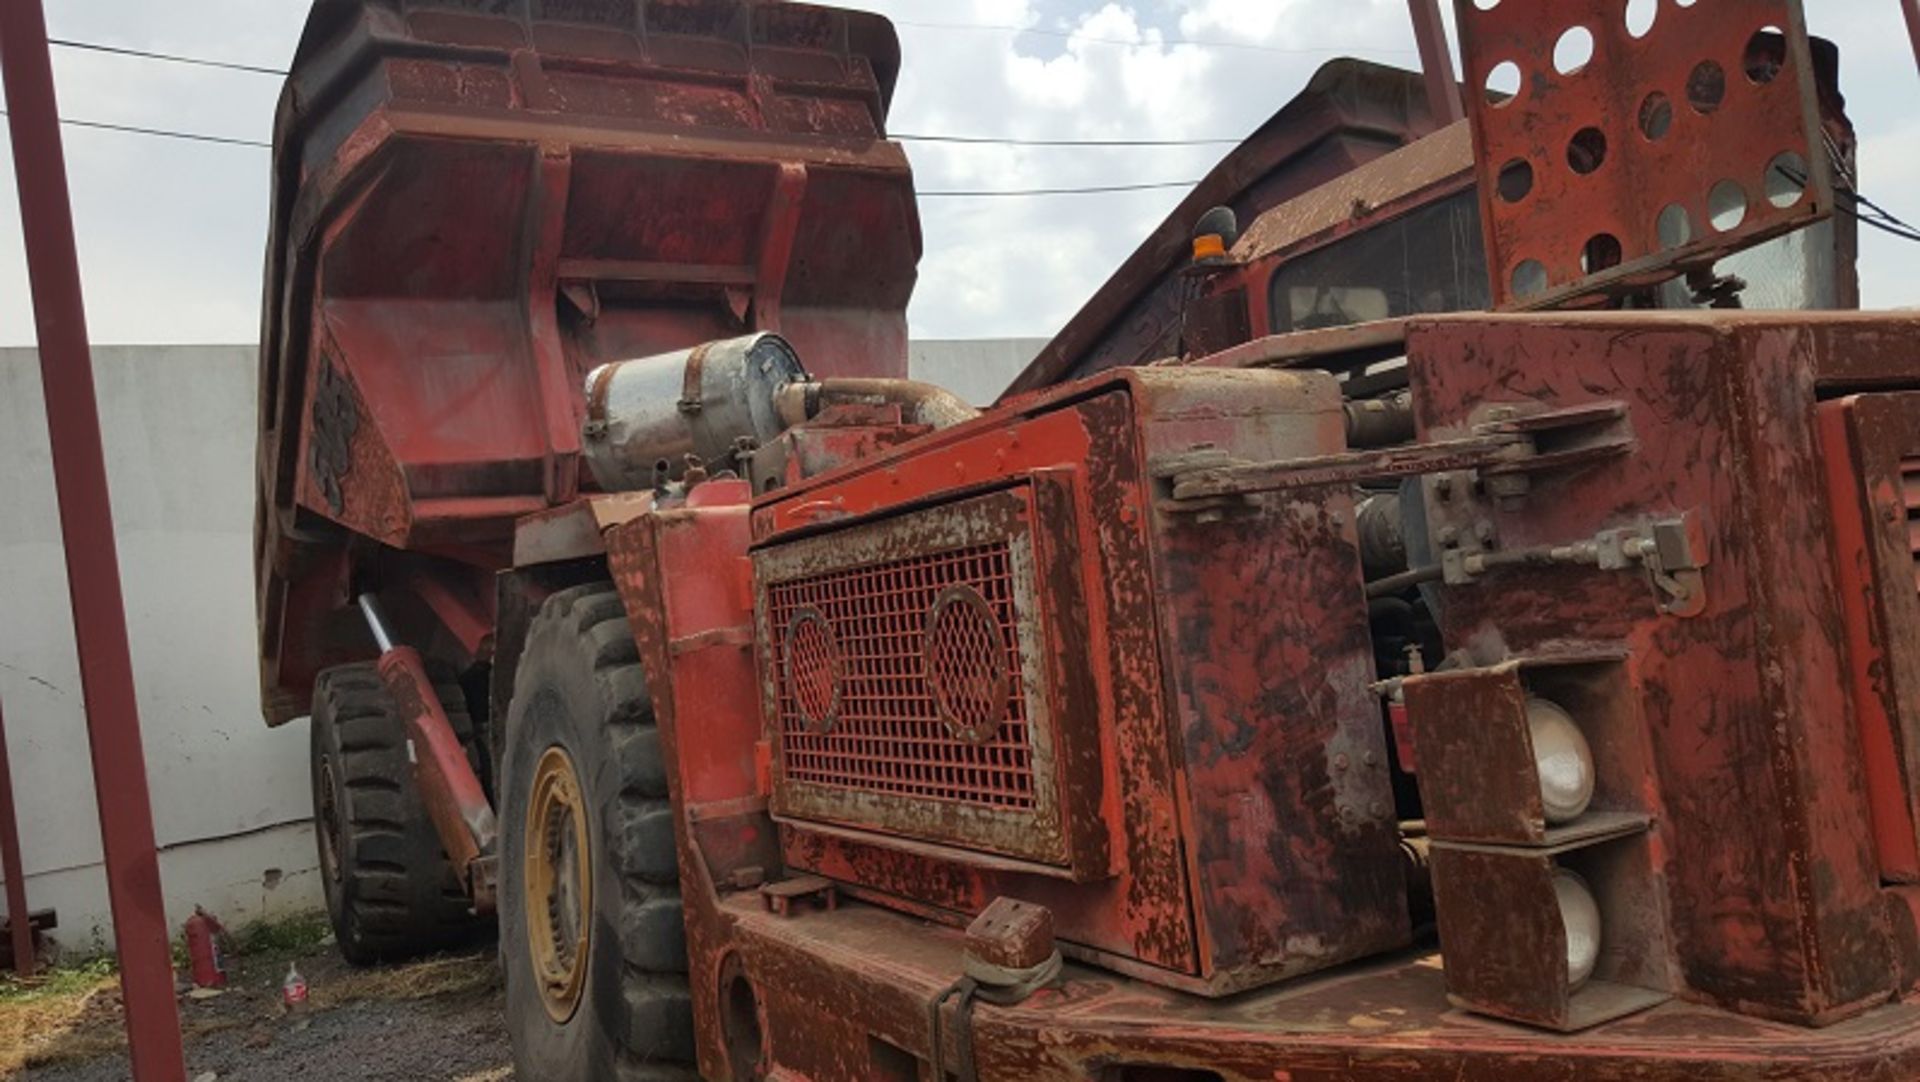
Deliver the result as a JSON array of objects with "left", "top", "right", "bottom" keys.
[
  {"left": 1, "top": 3, "right": 187, "bottom": 1076},
  {"left": 738, "top": 367, "right": 1409, "bottom": 996},
  {"left": 751, "top": 408, "right": 933, "bottom": 497},
  {"left": 754, "top": 480, "right": 1107, "bottom": 876},
  {"left": 405, "top": 570, "right": 494, "bottom": 662},
  {"left": 254, "top": 0, "right": 918, "bottom": 723},
  {"left": 725, "top": 886, "right": 1920, "bottom": 1081},
  {"left": 225, "top": 1, "right": 1920, "bottom": 1075},
  {"left": 1401, "top": 652, "right": 1675, "bottom": 1029},
  {"left": 605, "top": 481, "right": 766, "bottom": 1082},
  {"left": 376, "top": 646, "right": 497, "bottom": 909},
  {"left": 756, "top": 394, "right": 1204, "bottom": 981},
  {"left": 1403, "top": 666, "right": 1551, "bottom": 844},
  {"left": 1005, "top": 62, "right": 1459, "bottom": 394},
  {"left": 597, "top": 311, "right": 1920, "bottom": 1080},
  {"left": 1457, "top": 0, "right": 1832, "bottom": 309},
  {"left": 1905, "top": 0, "right": 1920, "bottom": 75},
  {"left": 1408, "top": 311, "right": 1920, "bottom": 1026},
  {"left": 965, "top": 898, "right": 1056, "bottom": 971},
  {"left": 1408, "top": 0, "right": 1464, "bottom": 126},
  {"left": 1818, "top": 399, "right": 1920, "bottom": 884},
  {"left": 0, "top": 699, "right": 34, "bottom": 977}
]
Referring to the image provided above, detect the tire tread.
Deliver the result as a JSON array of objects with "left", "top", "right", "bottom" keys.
[
  {"left": 504, "top": 584, "right": 689, "bottom": 1076},
  {"left": 311, "top": 662, "right": 487, "bottom": 965}
]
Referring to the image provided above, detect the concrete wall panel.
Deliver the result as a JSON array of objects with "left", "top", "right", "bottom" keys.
[{"left": 0, "top": 337, "right": 1041, "bottom": 950}]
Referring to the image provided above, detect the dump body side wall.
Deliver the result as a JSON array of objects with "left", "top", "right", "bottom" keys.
[{"left": 254, "top": 0, "right": 920, "bottom": 721}]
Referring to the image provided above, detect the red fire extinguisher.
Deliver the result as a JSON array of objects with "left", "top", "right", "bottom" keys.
[{"left": 184, "top": 907, "right": 228, "bottom": 989}]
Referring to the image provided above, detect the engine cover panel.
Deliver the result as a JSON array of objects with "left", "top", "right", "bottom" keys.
[
  {"left": 752, "top": 367, "right": 1409, "bottom": 994},
  {"left": 756, "top": 476, "right": 1108, "bottom": 875}
]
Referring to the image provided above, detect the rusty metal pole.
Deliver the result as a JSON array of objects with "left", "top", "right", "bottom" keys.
[
  {"left": 1408, "top": 0, "right": 1465, "bottom": 126},
  {"left": 1904, "top": 0, "right": 1920, "bottom": 76},
  {"left": 0, "top": 4, "right": 187, "bottom": 1080},
  {"left": 0, "top": 699, "right": 34, "bottom": 977}
]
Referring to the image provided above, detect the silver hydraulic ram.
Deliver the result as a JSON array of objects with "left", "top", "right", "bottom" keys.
[{"left": 358, "top": 593, "right": 499, "bottom": 912}]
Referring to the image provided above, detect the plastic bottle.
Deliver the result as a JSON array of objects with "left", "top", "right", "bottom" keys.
[{"left": 282, "top": 962, "right": 310, "bottom": 1013}]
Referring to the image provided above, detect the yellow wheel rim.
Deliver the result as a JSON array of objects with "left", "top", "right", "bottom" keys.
[{"left": 526, "top": 745, "right": 592, "bottom": 1023}]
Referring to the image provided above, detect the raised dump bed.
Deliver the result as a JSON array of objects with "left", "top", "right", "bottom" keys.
[{"left": 255, "top": 0, "right": 919, "bottom": 720}]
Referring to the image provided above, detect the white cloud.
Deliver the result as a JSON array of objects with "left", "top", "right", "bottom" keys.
[
  {"left": 1, "top": 0, "right": 1916, "bottom": 348},
  {"left": 1855, "top": 120, "right": 1920, "bottom": 311},
  {"left": 1177, "top": 0, "right": 1285, "bottom": 42}
]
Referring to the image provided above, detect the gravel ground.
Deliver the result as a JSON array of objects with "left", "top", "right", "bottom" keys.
[{"left": 11, "top": 946, "right": 513, "bottom": 1082}]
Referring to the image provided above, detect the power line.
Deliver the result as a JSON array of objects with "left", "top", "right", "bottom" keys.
[
  {"left": 1776, "top": 162, "right": 1920, "bottom": 245},
  {"left": 1852, "top": 190, "right": 1920, "bottom": 240},
  {"left": 48, "top": 22, "right": 1404, "bottom": 69},
  {"left": 1844, "top": 202, "right": 1920, "bottom": 244},
  {"left": 2, "top": 107, "right": 1198, "bottom": 197},
  {"left": 891, "top": 18, "right": 1413, "bottom": 56},
  {"left": 48, "top": 37, "right": 287, "bottom": 77},
  {"left": 0, "top": 108, "right": 270, "bottom": 148},
  {"left": 921, "top": 179, "right": 1198, "bottom": 197},
  {"left": 896, "top": 131, "right": 1237, "bottom": 147},
  {"left": 38, "top": 37, "right": 1253, "bottom": 149}
]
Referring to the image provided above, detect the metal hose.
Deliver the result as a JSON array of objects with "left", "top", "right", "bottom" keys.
[{"left": 776, "top": 377, "right": 980, "bottom": 431}]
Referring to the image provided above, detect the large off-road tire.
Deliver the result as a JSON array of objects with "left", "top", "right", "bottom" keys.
[
  {"left": 309, "top": 662, "right": 487, "bottom": 965},
  {"left": 500, "top": 584, "right": 694, "bottom": 1081}
]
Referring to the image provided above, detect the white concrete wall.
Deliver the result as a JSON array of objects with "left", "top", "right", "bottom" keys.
[
  {"left": 0, "top": 337, "right": 1044, "bottom": 953},
  {"left": 0, "top": 345, "right": 319, "bottom": 951},
  {"left": 909, "top": 338, "right": 1048, "bottom": 406}
]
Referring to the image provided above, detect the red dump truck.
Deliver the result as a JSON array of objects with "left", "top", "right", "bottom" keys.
[{"left": 254, "top": 1, "right": 1920, "bottom": 1078}]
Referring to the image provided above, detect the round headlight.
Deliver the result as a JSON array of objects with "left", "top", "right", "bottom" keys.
[
  {"left": 1528, "top": 697, "right": 1595, "bottom": 825},
  {"left": 1554, "top": 868, "right": 1603, "bottom": 990}
]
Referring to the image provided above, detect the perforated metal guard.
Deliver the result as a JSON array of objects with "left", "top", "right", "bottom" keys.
[
  {"left": 783, "top": 609, "right": 841, "bottom": 731},
  {"left": 767, "top": 543, "right": 1035, "bottom": 808},
  {"left": 926, "top": 585, "right": 1014, "bottom": 744},
  {"left": 1457, "top": 0, "right": 1831, "bottom": 310},
  {"left": 756, "top": 484, "right": 1076, "bottom": 867}
]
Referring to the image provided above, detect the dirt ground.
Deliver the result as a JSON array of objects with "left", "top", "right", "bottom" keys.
[{"left": 0, "top": 931, "right": 512, "bottom": 1082}]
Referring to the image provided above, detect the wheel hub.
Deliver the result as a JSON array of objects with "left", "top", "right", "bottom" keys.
[{"left": 526, "top": 745, "right": 593, "bottom": 1023}]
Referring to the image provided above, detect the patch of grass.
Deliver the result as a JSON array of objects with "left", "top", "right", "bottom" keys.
[
  {"left": 0, "top": 956, "right": 115, "bottom": 1007},
  {"left": 0, "top": 957, "right": 122, "bottom": 1075},
  {"left": 0, "top": 916, "right": 498, "bottom": 1077},
  {"left": 315, "top": 950, "right": 499, "bottom": 1010},
  {"left": 227, "top": 911, "right": 332, "bottom": 961}
]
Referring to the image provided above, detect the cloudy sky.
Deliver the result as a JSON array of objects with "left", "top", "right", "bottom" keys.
[{"left": 1, "top": 0, "right": 1916, "bottom": 348}]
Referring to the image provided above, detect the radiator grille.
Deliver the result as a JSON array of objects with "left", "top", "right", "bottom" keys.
[
  {"left": 767, "top": 542, "right": 1036, "bottom": 810},
  {"left": 1905, "top": 459, "right": 1920, "bottom": 597}
]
